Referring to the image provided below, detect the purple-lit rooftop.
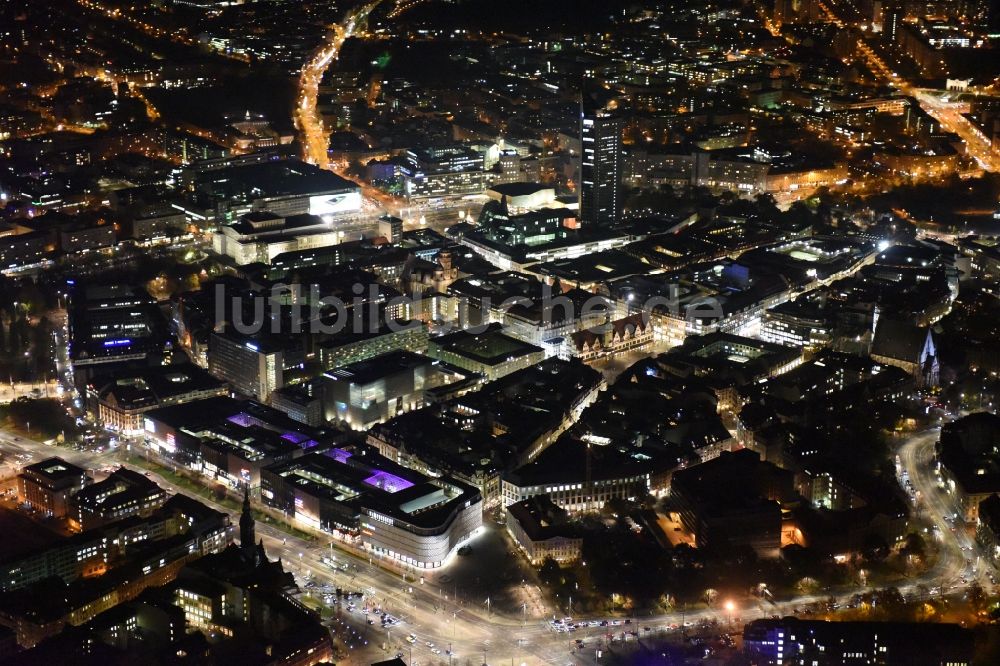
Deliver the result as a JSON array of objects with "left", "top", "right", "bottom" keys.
[
  {"left": 226, "top": 414, "right": 320, "bottom": 448},
  {"left": 227, "top": 412, "right": 262, "bottom": 428},
  {"left": 363, "top": 470, "right": 414, "bottom": 493},
  {"left": 280, "top": 431, "right": 319, "bottom": 448},
  {"left": 325, "top": 447, "right": 353, "bottom": 463}
]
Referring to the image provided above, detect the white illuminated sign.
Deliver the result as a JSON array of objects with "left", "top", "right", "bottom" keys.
[{"left": 308, "top": 191, "right": 362, "bottom": 217}]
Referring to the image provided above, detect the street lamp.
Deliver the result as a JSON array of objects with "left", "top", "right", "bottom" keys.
[{"left": 724, "top": 600, "right": 735, "bottom": 630}]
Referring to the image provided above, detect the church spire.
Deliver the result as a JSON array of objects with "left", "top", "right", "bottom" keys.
[{"left": 240, "top": 485, "right": 257, "bottom": 566}]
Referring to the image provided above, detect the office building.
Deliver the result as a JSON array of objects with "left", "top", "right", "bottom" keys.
[
  {"left": 71, "top": 284, "right": 156, "bottom": 343},
  {"left": 18, "top": 457, "right": 90, "bottom": 518},
  {"left": 0, "top": 223, "right": 53, "bottom": 271},
  {"left": 74, "top": 468, "right": 168, "bottom": 530},
  {"left": 55, "top": 221, "right": 116, "bottom": 253},
  {"left": 377, "top": 215, "right": 403, "bottom": 244},
  {"left": 882, "top": 0, "right": 905, "bottom": 43},
  {"left": 270, "top": 383, "right": 324, "bottom": 427},
  {"left": 398, "top": 145, "right": 488, "bottom": 199},
  {"left": 160, "top": 128, "right": 229, "bottom": 164},
  {"left": 69, "top": 284, "right": 168, "bottom": 369},
  {"left": 2, "top": 487, "right": 229, "bottom": 593},
  {"left": 579, "top": 106, "right": 623, "bottom": 228},
  {"left": 207, "top": 331, "right": 286, "bottom": 401},
  {"left": 52, "top": 222, "right": 116, "bottom": 256},
  {"left": 128, "top": 210, "right": 188, "bottom": 242},
  {"left": 0, "top": 519, "right": 107, "bottom": 592},
  {"left": 760, "top": 299, "right": 832, "bottom": 350}
]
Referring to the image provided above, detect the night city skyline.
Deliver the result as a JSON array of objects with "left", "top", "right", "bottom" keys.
[{"left": 2, "top": 0, "right": 1000, "bottom": 664}]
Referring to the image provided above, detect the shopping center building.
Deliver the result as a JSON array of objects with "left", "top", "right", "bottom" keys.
[{"left": 261, "top": 447, "right": 482, "bottom": 569}]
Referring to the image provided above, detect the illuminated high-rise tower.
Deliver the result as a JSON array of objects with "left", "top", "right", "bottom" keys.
[
  {"left": 579, "top": 99, "right": 623, "bottom": 229},
  {"left": 882, "top": 0, "right": 904, "bottom": 43}
]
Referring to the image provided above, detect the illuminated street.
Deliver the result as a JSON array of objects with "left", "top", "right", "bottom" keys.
[
  {"left": 912, "top": 90, "right": 1000, "bottom": 172},
  {"left": 898, "top": 428, "right": 993, "bottom": 592},
  {"left": 295, "top": 3, "right": 382, "bottom": 170}
]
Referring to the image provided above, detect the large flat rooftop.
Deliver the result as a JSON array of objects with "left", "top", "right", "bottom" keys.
[
  {"left": 21, "top": 457, "right": 87, "bottom": 484},
  {"left": 195, "top": 158, "right": 359, "bottom": 198},
  {"left": 429, "top": 324, "right": 544, "bottom": 366},
  {"left": 324, "top": 350, "right": 432, "bottom": 385}
]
